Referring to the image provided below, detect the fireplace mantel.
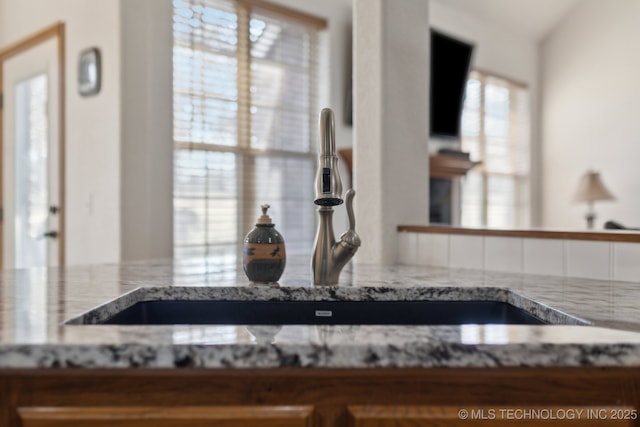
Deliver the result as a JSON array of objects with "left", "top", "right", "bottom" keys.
[{"left": 429, "top": 154, "right": 480, "bottom": 178}]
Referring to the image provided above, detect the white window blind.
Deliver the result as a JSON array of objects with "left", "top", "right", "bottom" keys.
[
  {"left": 460, "top": 70, "right": 531, "bottom": 228},
  {"left": 173, "top": 0, "right": 325, "bottom": 259}
]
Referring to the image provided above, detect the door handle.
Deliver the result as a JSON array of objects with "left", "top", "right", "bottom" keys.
[{"left": 42, "top": 231, "right": 58, "bottom": 239}]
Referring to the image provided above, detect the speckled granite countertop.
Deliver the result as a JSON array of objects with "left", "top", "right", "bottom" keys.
[{"left": 2, "top": 254, "right": 640, "bottom": 369}]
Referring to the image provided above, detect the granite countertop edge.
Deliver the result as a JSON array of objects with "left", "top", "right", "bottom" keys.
[{"left": 2, "top": 342, "right": 640, "bottom": 370}]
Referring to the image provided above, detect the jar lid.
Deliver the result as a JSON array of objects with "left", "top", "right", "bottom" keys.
[{"left": 256, "top": 204, "right": 273, "bottom": 225}]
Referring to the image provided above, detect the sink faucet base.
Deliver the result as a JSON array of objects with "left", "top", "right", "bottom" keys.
[{"left": 312, "top": 191, "right": 360, "bottom": 286}]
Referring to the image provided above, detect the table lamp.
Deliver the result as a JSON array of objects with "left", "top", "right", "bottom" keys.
[{"left": 573, "top": 170, "right": 615, "bottom": 229}]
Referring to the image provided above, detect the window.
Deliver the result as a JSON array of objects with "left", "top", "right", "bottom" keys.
[
  {"left": 173, "top": 0, "right": 325, "bottom": 259},
  {"left": 460, "top": 70, "right": 530, "bottom": 228}
]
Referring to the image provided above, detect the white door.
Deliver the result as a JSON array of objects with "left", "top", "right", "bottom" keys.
[{"left": 2, "top": 37, "right": 60, "bottom": 269}]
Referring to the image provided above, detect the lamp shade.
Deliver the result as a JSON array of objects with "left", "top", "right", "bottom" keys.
[{"left": 573, "top": 170, "right": 615, "bottom": 203}]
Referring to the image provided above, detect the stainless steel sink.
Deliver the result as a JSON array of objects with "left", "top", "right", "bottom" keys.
[{"left": 65, "top": 286, "right": 589, "bottom": 327}]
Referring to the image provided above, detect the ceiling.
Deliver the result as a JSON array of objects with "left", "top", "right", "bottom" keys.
[{"left": 435, "top": 0, "right": 583, "bottom": 41}]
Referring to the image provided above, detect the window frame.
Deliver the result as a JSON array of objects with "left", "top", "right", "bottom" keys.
[
  {"left": 460, "top": 69, "right": 531, "bottom": 229},
  {"left": 172, "top": 0, "right": 327, "bottom": 258}
]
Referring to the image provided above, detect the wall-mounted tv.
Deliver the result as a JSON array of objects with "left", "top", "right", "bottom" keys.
[{"left": 430, "top": 29, "right": 474, "bottom": 140}]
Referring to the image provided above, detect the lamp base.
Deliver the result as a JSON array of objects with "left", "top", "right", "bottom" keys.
[{"left": 585, "top": 212, "right": 596, "bottom": 229}]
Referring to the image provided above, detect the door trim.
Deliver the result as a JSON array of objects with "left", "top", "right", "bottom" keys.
[{"left": 0, "top": 22, "right": 66, "bottom": 268}]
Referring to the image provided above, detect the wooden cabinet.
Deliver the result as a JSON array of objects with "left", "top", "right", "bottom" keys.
[
  {"left": 1, "top": 368, "right": 639, "bottom": 427},
  {"left": 17, "top": 405, "right": 313, "bottom": 427}
]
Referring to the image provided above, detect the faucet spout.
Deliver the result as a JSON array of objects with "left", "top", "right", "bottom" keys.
[
  {"left": 314, "top": 108, "right": 343, "bottom": 207},
  {"left": 312, "top": 108, "right": 360, "bottom": 286}
]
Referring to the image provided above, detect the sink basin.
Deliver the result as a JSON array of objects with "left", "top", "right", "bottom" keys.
[
  {"left": 101, "top": 300, "right": 547, "bottom": 325},
  {"left": 66, "top": 286, "right": 589, "bottom": 327}
]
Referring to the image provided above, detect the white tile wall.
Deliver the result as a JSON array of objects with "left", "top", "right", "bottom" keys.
[
  {"left": 449, "top": 235, "right": 484, "bottom": 269},
  {"left": 613, "top": 242, "right": 640, "bottom": 282},
  {"left": 523, "top": 238, "right": 565, "bottom": 276},
  {"left": 396, "top": 232, "right": 417, "bottom": 265},
  {"left": 396, "top": 232, "right": 640, "bottom": 283},
  {"left": 566, "top": 241, "right": 612, "bottom": 281},
  {"left": 417, "top": 233, "right": 449, "bottom": 267},
  {"left": 485, "top": 237, "right": 523, "bottom": 273}
]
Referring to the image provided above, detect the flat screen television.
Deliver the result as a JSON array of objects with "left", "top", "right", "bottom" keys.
[{"left": 429, "top": 30, "right": 474, "bottom": 139}]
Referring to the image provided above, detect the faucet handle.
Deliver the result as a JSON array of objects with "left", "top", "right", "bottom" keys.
[{"left": 340, "top": 189, "right": 361, "bottom": 247}]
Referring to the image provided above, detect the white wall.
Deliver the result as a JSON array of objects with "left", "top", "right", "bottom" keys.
[
  {"left": 428, "top": 0, "right": 541, "bottom": 225},
  {"left": 120, "top": 0, "right": 173, "bottom": 261},
  {"left": 0, "top": 0, "right": 122, "bottom": 265},
  {"left": 541, "top": 0, "right": 640, "bottom": 229}
]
